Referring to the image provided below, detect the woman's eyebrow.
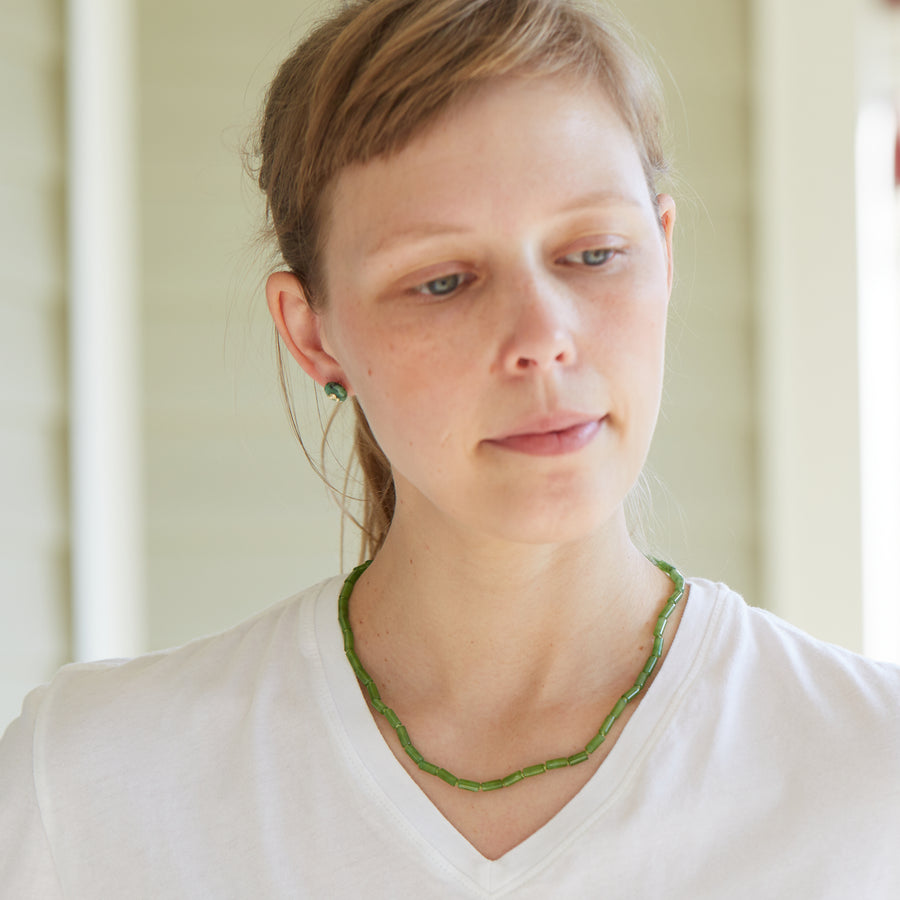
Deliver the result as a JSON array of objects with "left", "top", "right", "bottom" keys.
[
  {"left": 362, "top": 191, "right": 644, "bottom": 261},
  {"left": 555, "top": 189, "right": 645, "bottom": 213},
  {"left": 365, "top": 223, "right": 474, "bottom": 260}
]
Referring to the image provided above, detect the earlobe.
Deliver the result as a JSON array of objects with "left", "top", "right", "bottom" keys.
[
  {"left": 656, "top": 193, "right": 676, "bottom": 296},
  {"left": 265, "top": 271, "right": 351, "bottom": 392}
]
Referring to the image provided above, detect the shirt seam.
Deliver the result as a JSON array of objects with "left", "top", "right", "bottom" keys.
[{"left": 31, "top": 689, "right": 68, "bottom": 897}]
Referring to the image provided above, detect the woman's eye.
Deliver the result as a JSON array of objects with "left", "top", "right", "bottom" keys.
[
  {"left": 415, "top": 273, "right": 466, "bottom": 296},
  {"left": 563, "top": 248, "right": 615, "bottom": 267}
]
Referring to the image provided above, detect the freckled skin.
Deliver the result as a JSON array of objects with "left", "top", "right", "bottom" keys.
[{"left": 318, "top": 76, "right": 674, "bottom": 548}]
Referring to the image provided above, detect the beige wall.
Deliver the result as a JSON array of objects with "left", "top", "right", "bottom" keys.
[
  {"left": 138, "top": 1, "right": 345, "bottom": 650},
  {"left": 618, "top": 0, "right": 758, "bottom": 600},
  {"left": 0, "top": 0, "right": 70, "bottom": 726}
]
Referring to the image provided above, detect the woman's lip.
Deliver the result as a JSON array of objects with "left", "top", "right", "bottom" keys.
[
  {"left": 489, "top": 412, "right": 605, "bottom": 441},
  {"left": 485, "top": 417, "right": 605, "bottom": 456}
]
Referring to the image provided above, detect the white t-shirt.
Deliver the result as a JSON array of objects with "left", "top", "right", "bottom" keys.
[{"left": 2, "top": 575, "right": 899, "bottom": 898}]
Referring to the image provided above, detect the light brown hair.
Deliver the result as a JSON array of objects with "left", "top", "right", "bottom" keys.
[{"left": 254, "top": 0, "right": 670, "bottom": 559}]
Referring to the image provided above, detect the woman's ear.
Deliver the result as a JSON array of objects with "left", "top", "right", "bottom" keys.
[
  {"left": 657, "top": 193, "right": 676, "bottom": 296},
  {"left": 265, "top": 271, "right": 351, "bottom": 391}
]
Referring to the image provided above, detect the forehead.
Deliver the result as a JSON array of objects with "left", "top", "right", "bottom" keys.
[{"left": 323, "top": 76, "right": 651, "bottom": 265}]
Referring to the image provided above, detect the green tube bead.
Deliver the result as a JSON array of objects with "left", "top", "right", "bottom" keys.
[
  {"left": 371, "top": 698, "right": 388, "bottom": 715},
  {"left": 366, "top": 682, "right": 382, "bottom": 705},
  {"left": 585, "top": 732, "right": 606, "bottom": 754},
  {"left": 522, "top": 764, "right": 547, "bottom": 778},
  {"left": 384, "top": 708, "right": 402, "bottom": 730},
  {"left": 458, "top": 779, "right": 481, "bottom": 792},
  {"left": 396, "top": 725, "right": 412, "bottom": 748},
  {"left": 480, "top": 779, "right": 505, "bottom": 792},
  {"left": 567, "top": 751, "right": 590, "bottom": 766},
  {"left": 642, "top": 655, "right": 658, "bottom": 677},
  {"left": 623, "top": 684, "right": 642, "bottom": 701},
  {"left": 418, "top": 760, "right": 440, "bottom": 776},
  {"left": 546, "top": 757, "right": 570, "bottom": 770},
  {"left": 652, "top": 634, "right": 664, "bottom": 656},
  {"left": 634, "top": 670, "right": 649, "bottom": 690},
  {"left": 404, "top": 744, "right": 424, "bottom": 765},
  {"left": 599, "top": 713, "right": 616, "bottom": 737},
  {"left": 612, "top": 697, "right": 628, "bottom": 718},
  {"left": 348, "top": 561, "right": 371, "bottom": 582},
  {"left": 351, "top": 660, "right": 368, "bottom": 683},
  {"left": 502, "top": 771, "right": 525, "bottom": 787},
  {"left": 437, "top": 768, "right": 459, "bottom": 787}
]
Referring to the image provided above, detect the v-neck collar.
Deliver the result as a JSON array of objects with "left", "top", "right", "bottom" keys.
[{"left": 314, "top": 572, "right": 712, "bottom": 895}]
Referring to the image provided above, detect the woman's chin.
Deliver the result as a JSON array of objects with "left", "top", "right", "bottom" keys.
[{"left": 461, "top": 492, "right": 630, "bottom": 550}]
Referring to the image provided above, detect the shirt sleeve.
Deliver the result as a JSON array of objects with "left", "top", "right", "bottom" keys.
[{"left": 0, "top": 687, "right": 65, "bottom": 899}]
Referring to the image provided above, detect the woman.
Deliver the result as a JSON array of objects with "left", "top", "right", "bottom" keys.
[{"left": 2, "top": 0, "right": 898, "bottom": 896}]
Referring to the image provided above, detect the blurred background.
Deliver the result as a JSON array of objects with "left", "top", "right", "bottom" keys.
[{"left": 2, "top": 0, "right": 899, "bottom": 729}]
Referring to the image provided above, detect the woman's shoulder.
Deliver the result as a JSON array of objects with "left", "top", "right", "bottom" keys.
[
  {"left": 6, "top": 574, "right": 346, "bottom": 753},
  {"left": 0, "top": 574, "right": 347, "bottom": 895},
  {"left": 684, "top": 575, "right": 900, "bottom": 723}
]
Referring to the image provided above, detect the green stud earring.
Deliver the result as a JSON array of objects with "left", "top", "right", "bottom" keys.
[{"left": 324, "top": 381, "right": 348, "bottom": 403}]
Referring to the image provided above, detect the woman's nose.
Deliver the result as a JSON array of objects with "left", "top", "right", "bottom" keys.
[{"left": 499, "top": 279, "right": 578, "bottom": 373}]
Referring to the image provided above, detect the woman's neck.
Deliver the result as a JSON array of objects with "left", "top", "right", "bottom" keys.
[{"left": 349, "top": 507, "right": 674, "bottom": 715}]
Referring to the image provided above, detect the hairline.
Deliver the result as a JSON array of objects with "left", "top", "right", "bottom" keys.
[{"left": 307, "top": 68, "right": 662, "bottom": 306}]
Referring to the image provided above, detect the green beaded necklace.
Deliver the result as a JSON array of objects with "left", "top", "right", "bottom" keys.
[{"left": 338, "top": 558, "right": 685, "bottom": 792}]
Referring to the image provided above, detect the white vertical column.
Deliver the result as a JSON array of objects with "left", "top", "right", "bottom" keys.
[
  {"left": 855, "top": 0, "right": 900, "bottom": 664},
  {"left": 66, "top": 0, "right": 144, "bottom": 660},
  {"left": 752, "top": 0, "right": 865, "bottom": 648},
  {"left": 856, "top": 103, "right": 900, "bottom": 663}
]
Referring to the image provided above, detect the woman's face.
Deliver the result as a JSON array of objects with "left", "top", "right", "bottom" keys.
[{"left": 316, "top": 76, "right": 675, "bottom": 546}]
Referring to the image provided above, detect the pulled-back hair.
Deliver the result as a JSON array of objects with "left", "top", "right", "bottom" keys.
[{"left": 255, "top": 0, "right": 670, "bottom": 559}]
